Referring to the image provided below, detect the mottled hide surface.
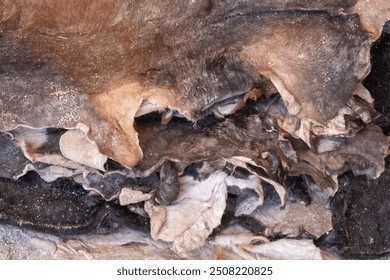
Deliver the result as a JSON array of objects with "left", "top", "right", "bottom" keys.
[
  {"left": 0, "top": 172, "right": 149, "bottom": 235},
  {"left": 317, "top": 22, "right": 390, "bottom": 260},
  {"left": 364, "top": 21, "right": 390, "bottom": 134},
  {"left": 0, "top": 132, "right": 30, "bottom": 179},
  {"left": 1, "top": 0, "right": 388, "bottom": 168},
  {"left": 0, "top": 1, "right": 390, "bottom": 260}
]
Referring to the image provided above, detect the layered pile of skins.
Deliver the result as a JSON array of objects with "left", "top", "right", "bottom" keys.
[{"left": 0, "top": 3, "right": 390, "bottom": 259}]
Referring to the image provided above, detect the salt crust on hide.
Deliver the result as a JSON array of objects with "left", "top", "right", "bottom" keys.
[{"left": 145, "top": 171, "right": 228, "bottom": 254}]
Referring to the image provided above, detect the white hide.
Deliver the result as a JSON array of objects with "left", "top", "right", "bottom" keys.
[
  {"left": 119, "top": 188, "right": 153, "bottom": 206},
  {"left": 59, "top": 129, "right": 107, "bottom": 171}
]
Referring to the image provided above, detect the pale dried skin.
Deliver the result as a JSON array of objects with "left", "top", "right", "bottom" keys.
[
  {"left": 59, "top": 129, "right": 107, "bottom": 171},
  {"left": 33, "top": 165, "right": 77, "bottom": 183},
  {"left": 211, "top": 226, "right": 324, "bottom": 260},
  {"left": 212, "top": 226, "right": 270, "bottom": 248},
  {"left": 1, "top": 223, "right": 327, "bottom": 260},
  {"left": 0, "top": 225, "right": 186, "bottom": 260},
  {"left": 119, "top": 188, "right": 153, "bottom": 206},
  {"left": 0, "top": 0, "right": 389, "bottom": 259},
  {"left": 8, "top": 127, "right": 94, "bottom": 174},
  {"left": 13, "top": 163, "right": 80, "bottom": 183},
  {"left": 254, "top": 200, "right": 332, "bottom": 239},
  {"left": 145, "top": 172, "right": 228, "bottom": 254}
]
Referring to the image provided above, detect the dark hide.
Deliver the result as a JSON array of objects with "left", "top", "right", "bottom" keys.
[
  {"left": 0, "top": 172, "right": 149, "bottom": 235},
  {"left": 0, "top": 1, "right": 389, "bottom": 259},
  {"left": 155, "top": 161, "right": 180, "bottom": 205},
  {"left": 317, "top": 22, "right": 390, "bottom": 259},
  {"left": 135, "top": 96, "right": 387, "bottom": 190},
  {"left": 364, "top": 21, "right": 390, "bottom": 135},
  {"left": 0, "top": 132, "right": 30, "bottom": 179},
  {"left": 85, "top": 172, "right": 158, "bottom": 201},
  {"left": 320, "top": 168, "right": 390, "bottom": 259}
]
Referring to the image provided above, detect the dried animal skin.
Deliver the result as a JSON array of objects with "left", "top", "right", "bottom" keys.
[
  {"left": 145, "top": 171, "right": 228, "bottom": 254},
  {"left": 83, "top": 172, "right": 157, "bottom": 202},
  {"left": 119, "top": 188, "right": 153, "bottom": 206},
  {"left": 0, "top": 0, "right": 389, "bottom": 260},
  {"left": 322, "top": 169, "right": 390, "bottom": 259},
  {"left": 0, "top": 1, "right": 376, "bottom": 168},
  {"left": 155, "top": 160, "right": 180, "bottom": 205},
  {"left": 8, "top": 127, "right": 94, "bottom": 174},
  {"left": 0, "top": 224, "right": 181, "bottom": 260},
  {"left": 59, "top": 129, "right": 107, "bottom": 171},
  {"left": 244, "top": 239, "right": 324, "bottom": 260},
  {"left": 211, "top": 225, "right": 323, "bottom": 260},
  {"left": 253, "top": 196, "right": 332, "bottom": 239},
  {"left": 0, "top": 174, "right": 104, "bottom": 234},
  {"left": 33, "top": 165, "right": 77, "bottom": 183},
  {"left": 0, "top": 132, "right": 30, "bottom": 179},
  {"left": 225, "top": 174, "right": 264, "bottom": 216},
  {"left": 288, "top": 124, "right": 389, "bottom": 192}
]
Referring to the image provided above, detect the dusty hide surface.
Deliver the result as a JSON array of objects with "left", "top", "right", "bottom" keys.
[
  {"left": 0, "top": 1, "right": 390, "bottom": 260},
  {"left": 1, "top": 0, "right": 389, "bottom": 169}
]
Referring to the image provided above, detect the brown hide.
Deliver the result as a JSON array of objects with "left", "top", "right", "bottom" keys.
[
  {"left": 0, "top": 0, "right": 385, "bottom": 168},
  {"left": 350, "top": 0, "right": 390, "bottom": 40},
  {"left": 1, "top": 1, "right": 390, "bottom": 259}
]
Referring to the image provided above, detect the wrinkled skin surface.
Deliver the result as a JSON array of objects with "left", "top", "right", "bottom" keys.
[
  {"left": 0, "top": 0, "right": 384, "bottom": 167},
  {"left": 0, "top": 1, "right": 389, "bottom": 259}
]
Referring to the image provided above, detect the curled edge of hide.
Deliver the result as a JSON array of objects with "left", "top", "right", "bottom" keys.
[{"left": 59, "top": 125, "right": 107, "bottom": 171}]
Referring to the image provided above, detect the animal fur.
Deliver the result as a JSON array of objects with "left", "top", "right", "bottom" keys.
[{"left": 0, "top": 0, "right": 388, "bottom": 168}]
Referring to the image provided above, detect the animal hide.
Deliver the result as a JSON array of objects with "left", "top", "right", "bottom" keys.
[{"left": 0, "top": 0, "right": 390, "bottom": 259}]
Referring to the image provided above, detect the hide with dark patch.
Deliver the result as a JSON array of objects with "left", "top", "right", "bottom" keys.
[{"left": 0, "top": 0, "right": 389, "bottom": 259}]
